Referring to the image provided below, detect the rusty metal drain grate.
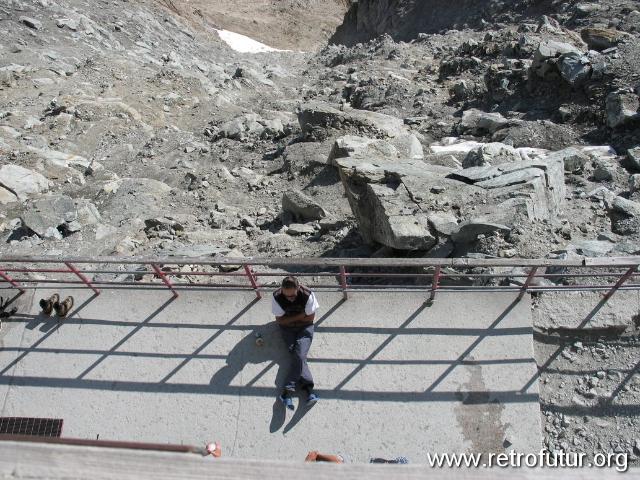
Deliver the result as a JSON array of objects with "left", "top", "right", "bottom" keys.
[{"left": 0, "top": 417, "right": 63, "bottom": 437}]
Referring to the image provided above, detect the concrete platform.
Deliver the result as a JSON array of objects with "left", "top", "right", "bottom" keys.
[{"left": 0, "top": 286, "right": 541, "bottom": 462}]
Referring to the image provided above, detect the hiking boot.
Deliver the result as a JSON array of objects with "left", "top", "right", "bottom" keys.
[
  {"left": 39, "top": 293, "right": 59, "bottom": 315},
  {"left": 278, "top": 393, "right": 294, "bottom": 411},
  {"left": 54, "top": 296, "right": 74, "bottom": 318}
]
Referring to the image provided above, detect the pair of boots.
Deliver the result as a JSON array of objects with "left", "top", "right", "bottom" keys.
[{"left": 39, "top": 294, "right": 74, "bottom": 318}]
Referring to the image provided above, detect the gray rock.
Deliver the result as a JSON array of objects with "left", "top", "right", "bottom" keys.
[
  {"left": 463, "top": 143, "right": 520, "bottom": 168},
  {"left": 336, "top": 146, "right": 564, "bottom": 253},
  {"left": 318, "top": 216, "right": 349, "bottom": 232},
  {"left": 475, "top": 168, "right": 543, "bottom": 189},
  {"left": 283, "top": 141, "right": 333, "bottom": 173},
  {"left": 209, "top": 211, "right": 231, "bottom": 229},
  {"left": 451, "top": 79, "right": 475, "bottom": 100},
  {"left": 609, "top": 196, "right": 640, "bottom": 235},
  {"left": 0, "top": 186, "right": 18, "bottom": 204},
  {"left": 19, "top": 16, "right": 42, "bottom": 30},
  {"left": 611, "top": 196, "right": 640, "bottom": 216},
  {"left": 459, "top": 109, "right": 512, "bottom": 135},
  {"left": 558, "top": 148, "right": 591, "bottom": 174},
  {"left": 531, "top": 40, "right": 581, "bottom": 79},
  {"left": 261, "top": 118, "right": 285, "bottom": 139},
  {"left": 297, "top": 102, "right": 407, "bottom": 141},
  {"left": 423, "top": 153, "right": 463, "bottom": 169},
  {"left": 76, "top": 200, "right": 101, "bottom": 226},
  {"left": 0, "top": 165, "right": 52, "bottom": 203},
  {"left": 94, "top": 224, "right": 118, "bottom": 241},
  {"left": 144, "top": 217, "right": 184, "bottom": 237},
  {"left": 65, "top": 220, "right": 82, "bottom": 233},
  {"left": 492, "top": 119, "right": 581, "bottom": 150},
  {"left": 558, "top": 52, "right": 591, "bottom": 86},
  {"left": 282, "top": 189, "right": 328, "bottom": 222},
  {"left": 286, "top": 223, "right": 315, "bottom": 235},
  {"left": 240, "top": 216, "right": 256, "bottom": 228},
  {"left": 630, "top": 174, "right": 640, "bottom": 194},
  {"left": 449, "top": 165, "right": 500, "bottom": 183},
  {"left": 328, "top": 134, "right": 423, "bottom": 166},
  {"left": 588, "top": 186, "right": 617, "bottom": 204},
  {"left": 56, "top": 18, "right": 79, "bottom": 31},
  {"left": 167, "top": 245, "right": 227, "bottom": 258},
  {"left": 427, "top": 212, "right": 460, "bottom": 236},
  {"left": 19, "top": 195, "right": 76, "bottom": 238},
  {"left": 451, "top": 221, "right": 511, "bottom": 244},
  {"left": 98, "top": 178, "right": 172, "bottom": 224},
  {"left": 537, "top": 15, "right": 563, "bottom": 35},
  {"left": 44, "top": 226, "right": 62, "bottom": 240},
  {"left": 575, "top": 3, "right": 601, "bottom": 16},
  {"left": 592, "top": 157, "right": 617, "bottom": 181},
  {"left": 216, "top": 248, "right": 245, "bottom": 272},
  {"left": 217, "top": 113, "right": 266, "bottom": 141},
  {"left": 581, "top": 28, "right": 625, "bottom": 51},
  {"left": 626, "top": 147, "right": 640, "bottom": 171},
  {"left": 571, "top": 240, "right": 615, "bottom": 257},
  {"left": 606, "top": 90, "right": 640, "bottom": 128},
  {"left": 391, "top": 134, "right": 424, "bottom": 160}
]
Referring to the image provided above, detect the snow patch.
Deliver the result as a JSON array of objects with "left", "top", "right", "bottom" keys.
[{"left": 215, "top": 29, "right": 288, "bottom": 54}]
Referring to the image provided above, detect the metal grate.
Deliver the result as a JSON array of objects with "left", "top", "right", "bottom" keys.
[{"left": 0, "top": 417, "right": 63, "bottom": 437}]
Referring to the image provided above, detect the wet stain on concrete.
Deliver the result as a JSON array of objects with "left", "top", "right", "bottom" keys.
[{"left": 454, "top": 357, "right": 510, "bottom": 454}]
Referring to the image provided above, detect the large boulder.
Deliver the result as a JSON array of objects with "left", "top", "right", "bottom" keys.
[
  {"left": 531, "top": 40, "right": 581, "bottom": 80},
  {"left": 492, "top": 120, "right": 581, "bottom": 150},
  {"left": 462, "top": 143, "right": 521, "bottom": 168},
  {"left": 459, "top": 109, "right": 514, "bottom": 136},
  {"left": 282, "top": 141, "right": 333, "bottom": 173},
  {"left": 627, "top": 147, "right": 640, "bottom": 171},
  {"left": 332, "top": 135, "right": 566, "bottom": 254},
  {"left": 327, "top": 134, "right": 423, "bottom": 166},
  {"left": 18, "top": 195, "right": 76, "bottom": 238},
  {"left": 606, "top": 90, "right": 639, "bottom": 128},
  {"left": 558, "top": 52, "right": 591, "bottom": 86},
  {"left": 581, "top": 28, "right": 626, "bottom": 51},
  {"left": 96, "top": 178, "right": 172, "bottom": 223},
  {"left": 281, "top": 189, "right": 328, "bottom": 222},
  {"left": 608, "top": 196, "right": 640, "bottom": 235},
  {"left": 0, "top": 164, "right": 52, "bottom": 203},
  {"left": 297, "top": 102, "right": 407, "bottom": 140}
]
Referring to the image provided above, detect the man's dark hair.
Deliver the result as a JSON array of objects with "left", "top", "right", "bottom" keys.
[{"left": 281, "top": 276, "right": 299, "bottom": 289}]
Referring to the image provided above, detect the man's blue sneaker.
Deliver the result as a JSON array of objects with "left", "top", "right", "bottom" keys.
[
  {"left": 279, "top": 394, "right": 294, "bottom": 410},
  {"left": 306, "top": 393, "right": 319, "bottom": 406}
]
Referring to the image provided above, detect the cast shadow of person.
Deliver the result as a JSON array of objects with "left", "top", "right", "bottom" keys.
[{"left": 209, "top": 321, "right": 317, "bottom": 434}]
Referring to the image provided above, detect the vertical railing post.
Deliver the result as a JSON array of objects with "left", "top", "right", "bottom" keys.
[
  {"left": 601, "top": 266, "right": 638, "bottom": 303},
  {"left": 151, "top": 263, "right": 179, "bottom": 298},
  {"left": 426, "top": 266, "right": 441, "bottom": 305},
  {"left": 243, "top": 264, "right": 262, "bottom": 299},
  {"left": 0, "top": 269, "right": 26, "bottom": 293},
  {"left": 518, "top": 266, "right": 538, "bottom": 300},
  {"left": 339, "top": 265, "right": 348, "bottom": 300},
  {"left": 65, "top": 262, "right": 100, "bottom": 295}
]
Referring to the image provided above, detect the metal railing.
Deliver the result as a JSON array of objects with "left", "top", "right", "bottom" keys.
[{"left": 0, "top": 255, "right": 639, "bottom": 306}]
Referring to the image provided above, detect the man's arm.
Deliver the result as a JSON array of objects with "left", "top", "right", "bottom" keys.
[{"left": 276, "top": 312, "right": 315, "bottom": 327}]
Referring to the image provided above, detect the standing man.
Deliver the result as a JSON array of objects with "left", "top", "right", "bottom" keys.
[{"left": 272, "top": 275, "right": 319, "bottom": 410}]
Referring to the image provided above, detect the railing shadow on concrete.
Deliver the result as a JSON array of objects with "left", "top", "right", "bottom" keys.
[
  {"left": 2, "top": 255, "right": 639, "bottom": 434},
  {"left": 0, "top": 297, "right": 538, "bottom": 405}
]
